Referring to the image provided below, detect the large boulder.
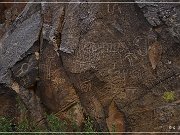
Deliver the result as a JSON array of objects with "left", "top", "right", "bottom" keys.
[{"left": 0, "top": 0, "right": 179, "bottom": 133}]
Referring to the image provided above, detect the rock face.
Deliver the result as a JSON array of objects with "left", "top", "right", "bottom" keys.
[
  {"left": 0, "top": 85, "right": 18, "bottom": 119},
  {"left": 0, "top": 0, "right": 180, "bottom": 133}
]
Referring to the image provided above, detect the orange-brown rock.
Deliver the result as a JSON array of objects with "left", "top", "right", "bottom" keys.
[
  {"left": 0, "top": 0, "right": 180, "bottom": 133},
  {"left": 106, "top": 101, "right": 125, "bottom": 134}
]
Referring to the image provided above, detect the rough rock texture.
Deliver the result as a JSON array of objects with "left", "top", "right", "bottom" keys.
[
  {"left": 0, "top": 85, "right": 18, "bottom": 119},
  {"left": 0, "top": 0, "right": 180, "bottom": 133}
]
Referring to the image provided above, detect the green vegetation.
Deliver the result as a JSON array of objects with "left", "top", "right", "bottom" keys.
[
  {"left": 83, "top": 117, "right": 94, "bottom": 133},
  {"left": 16, "top": 118, "right": 29, "bottom": 132},
  {"left": 163, "top": 91, "right": 175, "bottom": 102},
  {"left": 111, "top": 123, "right": 116, "bottom": 132},
  {"left": 0, "top": 117, "right": 12, "bottom": 132},
  {"left": 0, "top": 96, "right": 100, "bottom": 134},
  {"left": 0, "top": 116, "right": 36, "bottom": 132},
  {"left": 0, "top": 96, "right": 108, "bottom": 134},
  {"left": 47, "top": 114, "right": 67, "bottom": 132},
  {"left": 0, "top": 115, "right": 97, "bottom": 134}
]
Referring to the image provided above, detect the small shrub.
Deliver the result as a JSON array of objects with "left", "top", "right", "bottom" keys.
[
  {"left": 0, "top": 114, "right": 67, "bottom": 133},
  {"left": 0, "top": 114, "right": 102, "bottom": 134},
  {"left": 16, "top": 118, "right": 29, "bottom": 132},
  {"left": 163, "top": 91, "right": 175, "bottom": 102},
  {"left": 0, "top": 117, "right": 12, "bottom": 132},
  {"left": 70, "top": 118, "right": 81, "bottom": 132},
  {"left": 83, "top": 117, "right": 95, "bottom": 133},
  {"left": 47, "top": 114, "right": 67, "bottom": 132},
  {"left": 111, "top": 123, "right": 116, "bottom": 132}
]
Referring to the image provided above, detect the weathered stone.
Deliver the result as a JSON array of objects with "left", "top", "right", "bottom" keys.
[
  {"left": 136, "top": 0, "right": 180, "bottom": 42},
  {"left": 38, "top": 40, "right": 84, "bottom": 126},
  {"left": 0, "top": 0, "right": 27, "bottom": 38},
  {"left": 0, "top": 0, "right": 179, "bottom": 133},
  {"left": 0, "top": 2, "right": 42, "bottom": 84},
  {"left": 40, "top": 3, "right": 85, "bottom": 127},
  {"left": 11, "top": 42, "right": 39, "bottom": 89},
  {"left": 106, "top": 101, "right": 125, "bottom": 133},
  {"left": 0, "top": 2, "right": 46, "bottom": 128},
  {"left": 0, "top": 84, "right": 18, "bottom": 119},
  {"left": 60, "top": 0, "right": 180, "bottom": 132}
]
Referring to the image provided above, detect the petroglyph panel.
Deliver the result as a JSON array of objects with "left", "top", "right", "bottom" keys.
[
  {"left": 62, "top": 35, "right": 149, "bottom": 78},
  {"left": 39, "top": 41, "right": 79, "bottom": 112},
  {"left": 0, "top": 0, "right": 179, "bottom": 132},
  {"left": 0, "top": 9, "right": 42, "bottom": 83},
  {"left": 60, "top": 2, "right": 180, "bottom": 132},
  {"left": 12, "top": 54, "right": 38, "bottom": 89}
]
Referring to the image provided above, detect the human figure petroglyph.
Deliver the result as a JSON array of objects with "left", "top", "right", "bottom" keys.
[
  {"left": 15, "top": 63, "right": 28, "bottom": 77},
  {"left": 40, "top": 53, "right": 56, "bottom": 79},
  {"left": 14, "top": 56, "right": 37, "bottom": 77},
  {"left": 124, "top": 53, "right": 136, "bottom": 67},
  {"left": 51, "top": 69, "right": 67, "bottom": 86}
]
